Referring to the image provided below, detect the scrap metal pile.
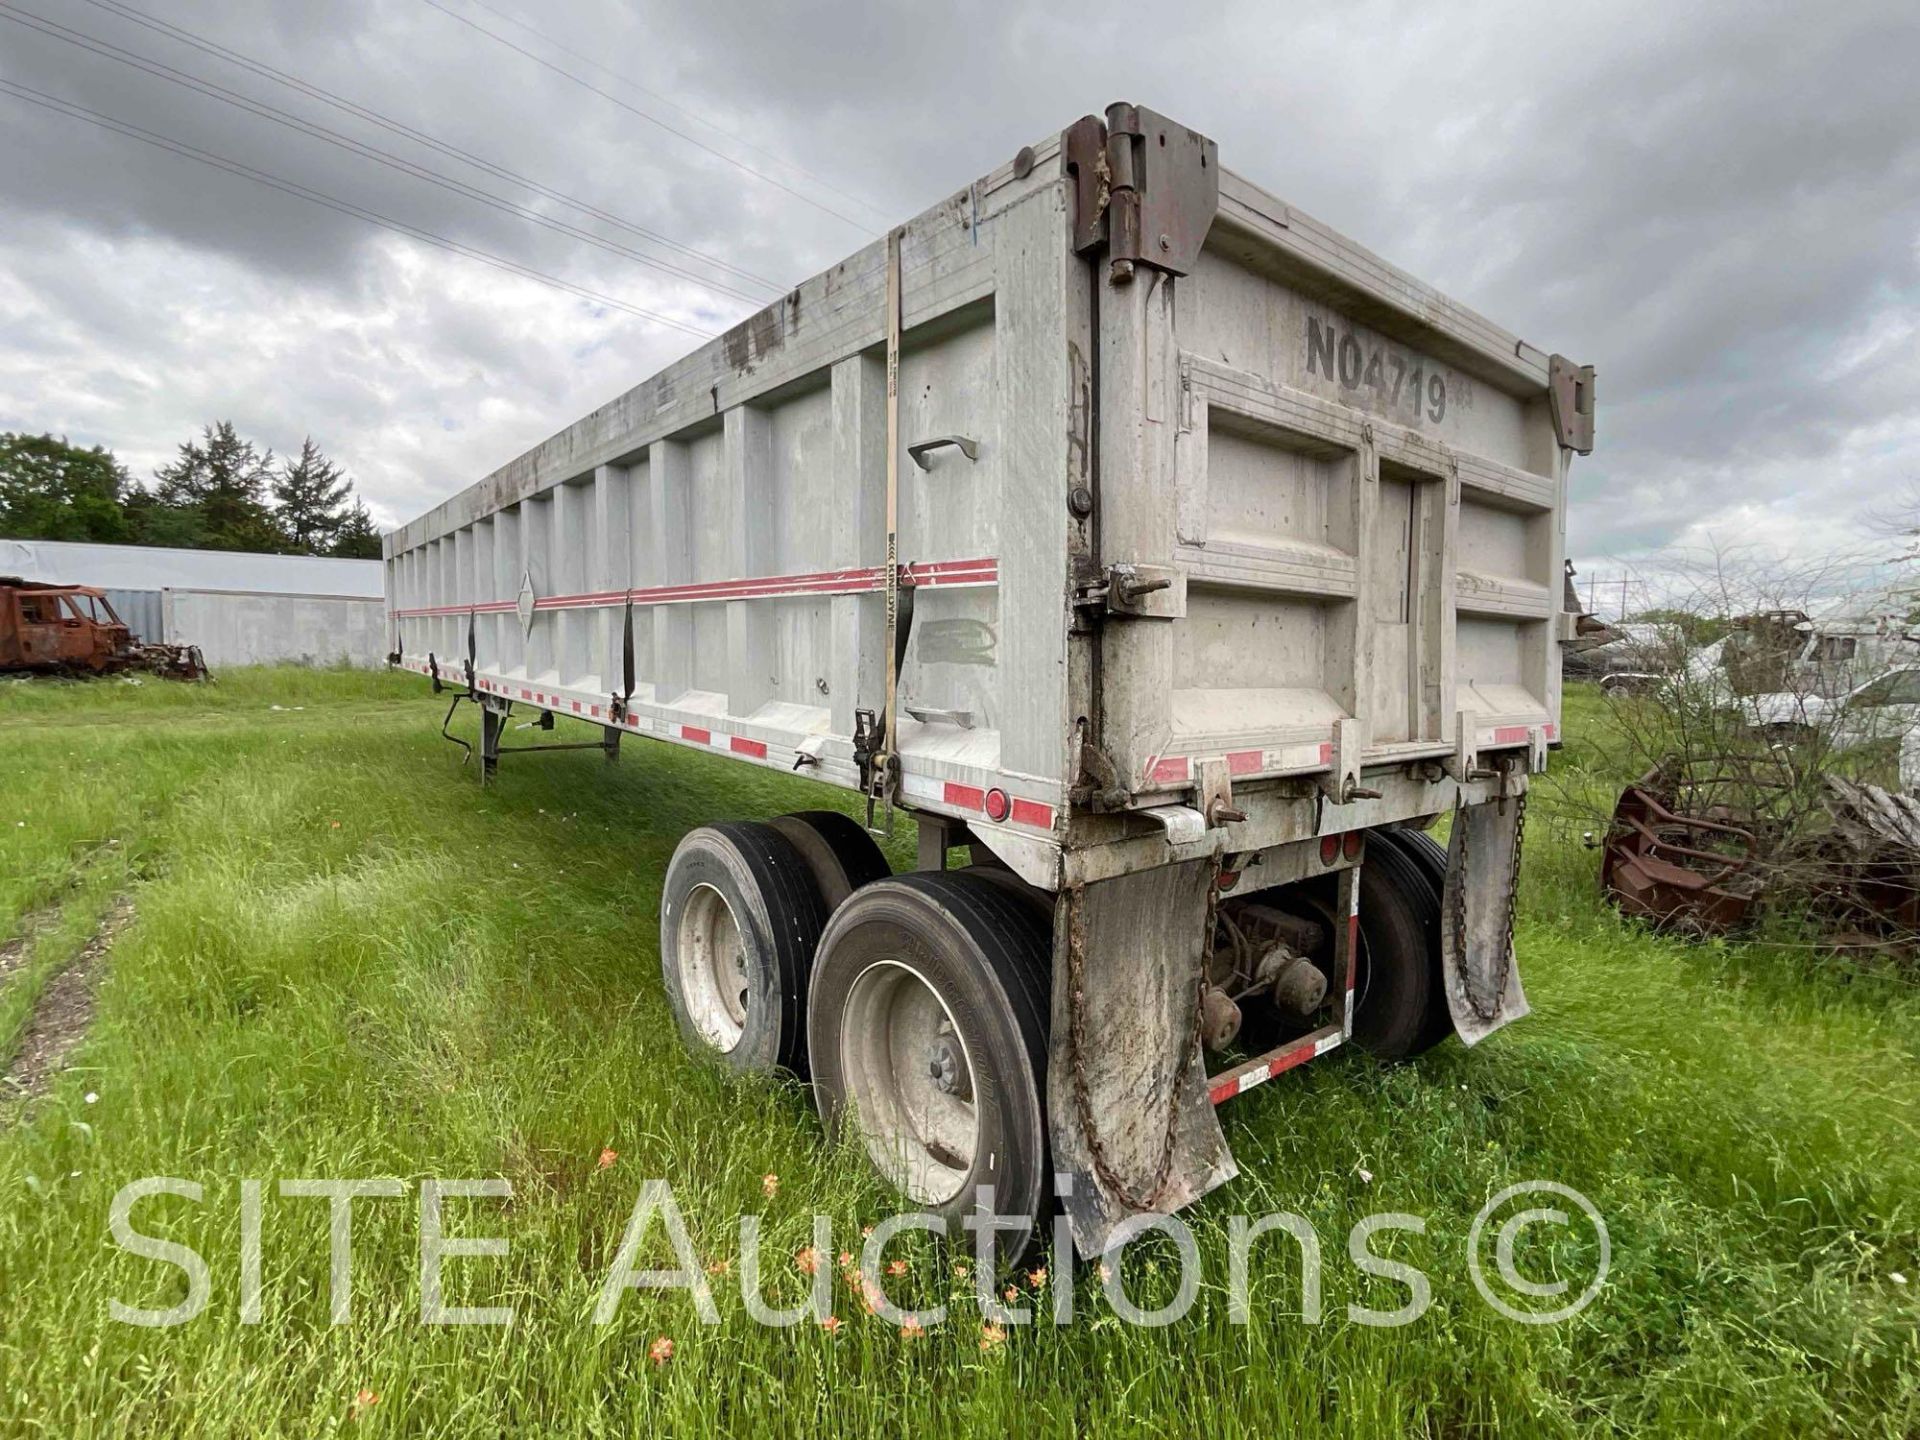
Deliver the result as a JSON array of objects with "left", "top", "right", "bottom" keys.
[{"left": 1601, "top": 758, "right": 1920, "bottom": 949}]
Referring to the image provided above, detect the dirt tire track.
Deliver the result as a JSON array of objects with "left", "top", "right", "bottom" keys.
[
  {"left": 0, "top": 838, "right": 122, "bottom": 988},
  {"left": 3, "top": 895, "right": 134, "bottom": 1104},
  {"left": 0, "top": 912, "right": 58, "bottom": 988}
]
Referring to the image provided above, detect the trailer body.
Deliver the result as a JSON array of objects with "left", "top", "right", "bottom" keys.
[{"left": 387, "top": 105, "right": 1591, "bottom": 1252}]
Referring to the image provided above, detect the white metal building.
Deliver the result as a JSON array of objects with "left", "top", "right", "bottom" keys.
[{"left": 0, "top": 537, "right": 385, "bottom": 668}]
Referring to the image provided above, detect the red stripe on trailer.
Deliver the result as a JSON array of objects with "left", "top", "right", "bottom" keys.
[
  {"left": 1010, "top": 797, "right": 1053, "bottom": 829},
  {"left": 1319, "top": 741, "right": 1333, "bottom": 764},
  {"left": 390, "top": 558, "right": 999, "bottom": 620},
  {"left": 1346, "top": 913, "right": 1360, "bottom": 992},
  {"left": 1490, "top": 725, "right": 1529, "bottom": 745},
  {"left": 520, "top": 688, "right": 531, "bottom": 699},
  {"left": 590, "top": 705, "right": 601, "bottom": 718},
  {"left": 571, "top": 701, "right": 581, "bottom": 713},
  {"left": 1149, "top": 755, "right": 1190, "bottom": 784},
  {"left": 681, "top": 726, "right": 711, "bottom": 745},
  {"left": 1545, "top": 722, "right": 1558, "bottom": 740},
  {"left": 730, "top": 737, "right": 767, "bottom": 758},
  {"left": 1227, "top": 749, "right": 1262, "bottom": 776},
  {"left": 943, "top": 781, "right": 986, "bottom": 811}
]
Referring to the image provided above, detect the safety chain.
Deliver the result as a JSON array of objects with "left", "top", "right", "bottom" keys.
[
  {"left": 1451, "top": 785, "right": 1529, "bottom": 1022},
  {"left": 1063, "top": 854, "right": 1220, "bottom": 1215},
  {"left": 1500, "top": 786, "right": 1529, "bottom": 997}
]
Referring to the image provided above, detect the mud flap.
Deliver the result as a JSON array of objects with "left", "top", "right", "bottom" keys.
[
  {"left": 1439, "top": 796, "right": 1531, "bottom": 1045},
  {"left": 1048, "top": 860, "right": 1238, "bottom": 1257}
]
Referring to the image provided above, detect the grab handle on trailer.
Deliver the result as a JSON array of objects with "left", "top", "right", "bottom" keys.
[{"left": 907, "top": 434, "right": 978, "bottom": 470}]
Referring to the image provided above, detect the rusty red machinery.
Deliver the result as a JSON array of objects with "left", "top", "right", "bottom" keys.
[
  {"left": 1601, "top": 758, "right": 1920, "bottom": 945},
  {"left": 1601, "top": 760, "right": 1764, "bottom": 934},
  {"left": 0, "top": 577, "right": 206, "bottom": 679}
]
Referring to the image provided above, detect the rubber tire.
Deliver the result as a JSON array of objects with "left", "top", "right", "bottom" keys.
[
  {"left": 660, "top": 821, "right": 828, "bottom": 1076},
  {"left": 1374, "top": 828, "right": 1457, "bottom": 1053},
  {"left": 957, "top": 863, "right": 1055, "bottom": 929},
  {"left": 1349, "top": 835, "right": 1444, "bottom": 1060},
  {"left": 767, "top": 810, "right": 892, "bottom": 912},
  {"left": 808, "top": 872, "right": 1052, "bottom": 1248}
]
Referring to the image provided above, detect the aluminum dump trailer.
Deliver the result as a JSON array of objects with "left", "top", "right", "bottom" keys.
[{"left": 386, "top": 103, "right": 1593, "bottom": 1256}]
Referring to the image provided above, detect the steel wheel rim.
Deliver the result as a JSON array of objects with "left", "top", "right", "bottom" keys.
[
  {"left": 679, "top": 882, "right": 750, "bottom": 1052},
  {"left": 840, "top": 959, "right": 979, "bottom": 1205}
]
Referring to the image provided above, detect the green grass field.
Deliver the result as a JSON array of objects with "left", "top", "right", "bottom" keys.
[{"left": 0, "top": 670, "right": 1914, "bottom": 1437}]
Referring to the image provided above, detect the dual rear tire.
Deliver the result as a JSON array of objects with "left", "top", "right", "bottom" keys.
[
  {"left": 659, "top": 819, "right": 1052, "bottom": 1234},
  {"left": 807, "top": 874, "right": 1052, "bottom": 1230},
  {"left": 1353, "top": 829, "right": 1454, "bottom": 1059},
  {"left": 658, "top": 820, "right": 828, "bottom": 1074},
  {"left": 659, "top": 813, "right": 1454, "bottom": 1239}
]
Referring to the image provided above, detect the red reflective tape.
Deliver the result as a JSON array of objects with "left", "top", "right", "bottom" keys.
[
  {"left": 1318, "top": 742, "right": 1333, "bottom": 765},
  {"left": 520, "top": 688, "right": 531, "bottom": 699},
  {"left": 1149, "top": 756, "right": 1189, "bottom": 785},
  {"left": 571, "top": 701, "right": 581, "bottom": 713},
  {"left": 1346, "top": 914, "right": 1360, "bottom": 991},
  {"left": 681, "top": 726, "right": 711, "bottom": 744},
  {"left": 1227, "top": 749, "right": 1262, "bottom": 776},
  {"left": 943, "top": 781, "right": 986, "bottom": 811},
  {"left": 1210, "top": 1039, "right": 1319, "bottom": 1105},
  {"left": 1545, "top": 722, "right": 1558, "bottom": 740},
  {"left": 1270, "top": 1041, "right": 1318, "bottom": 1076},
  {"left": 730, "top": 737, "right": 767, "bottom": 758},
  {"left": 1491, "top": 725, "right": 1529, "bottom": 745},
  {"left": 1010, "top": 797, "right": 1053, "bottom": 829}
]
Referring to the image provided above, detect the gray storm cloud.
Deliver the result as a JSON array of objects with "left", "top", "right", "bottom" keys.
[{"left": 1, "top": 0, "right": 1916, "bottom": 569}]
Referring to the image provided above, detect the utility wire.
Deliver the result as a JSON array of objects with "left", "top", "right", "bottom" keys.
[
  {"left": 0, "top": 78, "right": 716, "bottom": 339},
  {"left": 0, "top": 2, "right": 777, "bottom": 307},
  {"left": 70, "top": 0, "right": 784, "bottom": 296},
  {"left": 456, "top": 0, "right": 892, "bottom": 225},
  {"left": 418, "top": 0, "right": 873, "bottom": 233}
]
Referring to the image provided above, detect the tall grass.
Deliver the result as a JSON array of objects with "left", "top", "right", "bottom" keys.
[{"left": 0, "top": 672, "right": 1913, "bottom": 1436}]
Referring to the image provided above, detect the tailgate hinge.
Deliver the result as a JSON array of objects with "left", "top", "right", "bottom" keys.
[{"left": 1065, "top": 103, "right": 1219, "bottom": 284}]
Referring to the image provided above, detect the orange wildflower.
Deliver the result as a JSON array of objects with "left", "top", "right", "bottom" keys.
[
  {"left": 596, "top": 1148, "right": 617, "bottom": 1171},
  {"left": 762, "top": 1173, "right": 779, "bottom": 1198},
  {"left": 648, "top": 1335, "right": 674, "bottom": 1367},
  {"left": 979, "top": 1323, "right": 1007, "bottom": 1351},
  {"left": 795, "top": 1246, "right": 821, "bottom": 1275}
]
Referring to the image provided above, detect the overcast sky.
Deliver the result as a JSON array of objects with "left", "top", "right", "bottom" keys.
[{"left": 2, "top": 0, "right": 1917, "bottom": 589}]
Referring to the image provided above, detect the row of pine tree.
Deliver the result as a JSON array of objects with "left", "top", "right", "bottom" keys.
[{"left": 0, "top": 424, "right": 381, "bottom": 558}]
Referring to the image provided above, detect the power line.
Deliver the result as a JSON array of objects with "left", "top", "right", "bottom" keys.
[
  {"left": 457, "top": 0, "right": 892, "bottom": 225},
  {"left": 0, "top": 2, "right": 776, "bottom": 307},
  {"left": 418, "top": 0, "right": 873, "bottom": 234},
  {"left": 70, "top": 0, "right": 784, "bottom": 296},
  {"left": 0, "top": 78, "right": 715, "bottom": 338}
]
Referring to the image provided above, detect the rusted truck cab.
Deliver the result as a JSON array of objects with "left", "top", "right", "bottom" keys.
[{"left": 0, "top": 579, "right": 135, "bottom": 674}]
